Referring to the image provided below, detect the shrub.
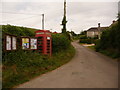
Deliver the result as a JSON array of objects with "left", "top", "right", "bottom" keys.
[
  {"left": 2, "top": 24, "right": 35, "bottom": 37},
  {"left": 79, "top": 39, "right": 91, "bottom": 44},
  {"left": 79, "top": 38, "right": 97, "bottom": 44},
  {"left": 52, "top": 33, "right": 71, "bottom": 53},
  {"left": 79, "top": 35, "right": 87, "bottom": 39},
  {"left": 95, "top": 21, "right": 120, "bottom": 58},
  {"left": 95, "top": 39, "right": 101, "bottom": 51}
]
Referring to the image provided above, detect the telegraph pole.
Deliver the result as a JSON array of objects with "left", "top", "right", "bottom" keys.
[
  {"left": 64, "top": 0, "right": 66, "bottom": 17},
  {"left": 61, "top": 0, "right": 67, "bottom": 33},
  {"left": 42, "top": 14, "right": 44, "bottom": 30},
  {"left": 98, "top": 23, "right": 101, "bottom": 39}
]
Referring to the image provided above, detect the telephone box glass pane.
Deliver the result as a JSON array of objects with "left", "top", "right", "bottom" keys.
[{"left": 47, "top": 37, "right": 50, "bottom": 40}]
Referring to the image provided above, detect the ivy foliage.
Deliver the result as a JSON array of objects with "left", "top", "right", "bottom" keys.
[
  {"left": 2, "top": 24, "right": 36, "bottom": 36},
  {"left": 52, "top": 33, "right": 71, "bottom": 53},
  {"left": 2, "top": 24, "right": 37, "bottom": 52}
]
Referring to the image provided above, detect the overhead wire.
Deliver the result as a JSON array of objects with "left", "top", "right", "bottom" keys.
[
  {"left": 1, "top": 12, "right": 41, "bottom": 15},
  {"left": 2, "top": 15, "right": 40, "bottom": 23},
  {"left": 1, "top": 11, "right": 42, "bottom": 22},
  {"left": 2, "top": 12, "right": 40, "bottom": 22},
  {"left": 1, "top": 12, "right": 43, "bottom": 28}
]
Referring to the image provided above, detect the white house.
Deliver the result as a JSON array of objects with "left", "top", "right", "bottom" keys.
[{"left": 87, "top": 23, "right": 108, "bottom": 39}]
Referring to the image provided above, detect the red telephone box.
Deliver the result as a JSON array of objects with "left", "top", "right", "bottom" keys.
[{"left": 35, "top": 30, "right": 52, "bottom": 56}]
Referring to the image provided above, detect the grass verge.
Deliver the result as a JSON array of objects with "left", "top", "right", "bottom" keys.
[
  {"left": 99, "top": 50, "right": 119, "bottom": 59},
  {"left": 88, "top": 46, "right": 119, "bottom": 59},
  {"left": 2, "top": 45, "right": 75, "bottom": 88},
  {"left": 87, "top": 46, "right": 95, "bottom": 51}
]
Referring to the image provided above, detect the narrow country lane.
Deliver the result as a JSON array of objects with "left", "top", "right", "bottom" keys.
[{"left": 16, "top": 41, "right": 118, "bottom": 88}]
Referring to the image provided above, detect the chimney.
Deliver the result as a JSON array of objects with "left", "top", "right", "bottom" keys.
[
  {"left": 98, "top": 23, "right": 100, "bottom": 28},
  {"left": 112, "top": 20, "right": 115, "bottom": 24},
  {"left": 98, "top": 23, "right": 101, "bottom": 39}
]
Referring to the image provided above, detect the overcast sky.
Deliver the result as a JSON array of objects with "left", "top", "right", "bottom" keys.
[{"left": 0, "top": 0, "right": 119, "bottom": 34}]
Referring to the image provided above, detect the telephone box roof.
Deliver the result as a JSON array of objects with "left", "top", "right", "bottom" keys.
[{"left": 35, "top": 30, "right": 51, "bottom": 33}]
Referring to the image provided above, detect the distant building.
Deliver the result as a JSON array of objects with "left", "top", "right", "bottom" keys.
[{"left": 86, "top": 23, "right": 108, "bottom": 39}]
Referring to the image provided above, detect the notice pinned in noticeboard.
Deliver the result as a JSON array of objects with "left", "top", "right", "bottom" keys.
[
  {"left": 6, "top": 34, "right": 17, "bottom": 51},
  {"left": 30, "top": 38, "right": 37, "bottom": 50},
  {"left": 12, "top": 36, "right": 17, "bottom": 50},
  {"left": 22, "top": 38, "right": 30, "bottom": 49},
  {"left": 6, "top": 35, "right": 11, "bottom": 50}
]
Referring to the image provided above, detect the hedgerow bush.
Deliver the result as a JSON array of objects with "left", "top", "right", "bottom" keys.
[
  {"left": 79, "top": 39, "right": 92, "bottom": 44},
  {"left": 2, "top": 24, "right": 36, "bottom": 36},
  {"left": 79, "top": 38, "right": 97, "bottom": 44},
  {"left": 79, "top": 35, "right": 88, "bottom": 39},
  {"left": 95, "top": 21, "right": 120, "bottom": 58},
  {"left": 52, "top": 33, "right": 71, "bottom": 53},
  {"left": 79, "top": 34, "right": 98, "bottom": 44}
]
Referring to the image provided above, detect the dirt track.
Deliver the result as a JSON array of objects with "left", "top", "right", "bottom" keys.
[{"left": 17, "top": 41, "right": 118, "bottom": 88}]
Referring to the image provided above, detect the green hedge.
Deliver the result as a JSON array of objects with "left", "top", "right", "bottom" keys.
[
  {"left": 95, "top": 21, "right": 120, "bottom": 58},
  {"left": 79, "top": 39, "right": 92, "bottom": 44},
  {"left": 79, "top": 35, "right": 98, "bottom": 44},
  {"left": 79, "top": 35, "right": 88, "bottom": 39},
  {"left": 2, "top": 24, "right": 36, "bottom": 37},
  {"left": 52, "top": 33, "right": 71, "bottom": 53},
  {"left": 79, "top": 38, "right": 97, "bottom": 44}
]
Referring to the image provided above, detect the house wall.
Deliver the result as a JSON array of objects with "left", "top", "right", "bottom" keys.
[
  {"left": 87, "top": 31, "right": 95, "bottom": 37},
  {"left": 87, "top": 31, "right": 99, "bottom": 38},
  {"left": 94, "top": 31, "right": 99, "bottom": 36}
]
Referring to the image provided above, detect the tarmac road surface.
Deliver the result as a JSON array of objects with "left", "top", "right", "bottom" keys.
[{"left": 17, "top": 41, "right": 118, "bottom": 88}]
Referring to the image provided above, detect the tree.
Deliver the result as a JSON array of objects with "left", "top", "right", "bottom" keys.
[
  {"left": 70, "top": 31, "right": 77, "bottom": 36},
  {"left": 80, "top": 31, "right": 87, "bottom": 35}
]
